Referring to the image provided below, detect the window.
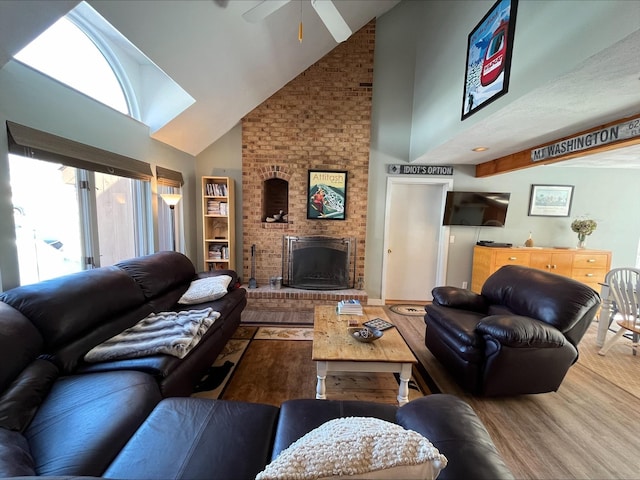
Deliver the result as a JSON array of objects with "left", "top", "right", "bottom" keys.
[
  {"left": 14, "top": 16, "right": 130, "bottom": 116},
  {"left": 12, "top": 1, "right": 194, "bottom": 131},
  {"left": 7, "top": 122, "right": 154, "bottom": 285},
  {"left": 9, "top": 154, "right": 153, "bottom": 284},
  {"left": 10, "top": 157, "right": 83, "bottom": 284},
  {"left": 156, "top": 166, "right": 185, "bottom": 252},
  {"left": 158, "top": 185, "right": 184, "bottom": 252}
]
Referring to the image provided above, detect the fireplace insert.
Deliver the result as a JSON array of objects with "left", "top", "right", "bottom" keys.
[{"left": 282, "top": 236, "right": 355, "bottom": 290}]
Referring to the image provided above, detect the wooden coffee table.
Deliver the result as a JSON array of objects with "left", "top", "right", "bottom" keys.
[{"left": 312, "top": 305, "right": 417, "bottom": 405}]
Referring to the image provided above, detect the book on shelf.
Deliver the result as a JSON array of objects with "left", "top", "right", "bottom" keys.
[
  {"left": 206, "top": 183, "right": 228, "bottom": 197},
  {"left": 337, "top": 299, "right": 363, "bottom": 315}
]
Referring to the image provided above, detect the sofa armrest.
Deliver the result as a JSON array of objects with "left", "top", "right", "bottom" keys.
[
  {"left": 432, "top": 286, "right": 488, "bottom": 313},
  {"left": 397, "top": 395, "right": 514, "bottom": 480},
  {"left": 477, "top": 315, "right": 566, "bottom": 348}
]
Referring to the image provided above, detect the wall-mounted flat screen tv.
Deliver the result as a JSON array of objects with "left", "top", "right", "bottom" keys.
[{"left": 442, "top": 191, "right": 511, "bottom": 227}]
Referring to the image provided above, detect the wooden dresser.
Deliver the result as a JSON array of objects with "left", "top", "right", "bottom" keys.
[{"left": 471, "top": 245, "right": 611, "bottom": 293}]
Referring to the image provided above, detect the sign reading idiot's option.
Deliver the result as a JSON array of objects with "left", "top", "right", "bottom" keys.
[
  {"left": 532, "top": 116, "right": 640, "bottom": 162},
  {"left": 387, "top": 164, "right": 454, "bottom": 176}
]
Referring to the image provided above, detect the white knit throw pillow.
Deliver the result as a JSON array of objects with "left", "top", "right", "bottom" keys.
[
  {"left": 256, "top": 417, "right": 448, "bottom": 480},
  {"left": 178, "top": 275, "right": 231, "bottom": 304}
]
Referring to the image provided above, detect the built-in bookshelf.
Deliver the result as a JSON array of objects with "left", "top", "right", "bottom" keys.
[{"left": 202, "top": 176, "right": 235, "bottom": 271}]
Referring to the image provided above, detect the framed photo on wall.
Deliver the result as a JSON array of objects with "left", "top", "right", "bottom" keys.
[
  {"left": 528, "top": 184, "right": 574, "bottom": 217},
  {"left": 461, "top": 0, "right": 518, "bottom": 120},
  {"left": 307, "top": 170, "right": 347, "bottom": 220}
]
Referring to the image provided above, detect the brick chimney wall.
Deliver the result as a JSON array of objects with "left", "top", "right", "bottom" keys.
[{"left": 242, "top": 21, "right": 375, "bottom": 288}]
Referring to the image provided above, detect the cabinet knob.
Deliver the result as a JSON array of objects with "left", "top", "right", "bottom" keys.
[
  {"left": 551, "top": 265, "right": 557, "bottom": 269},
  {"left": 546, "top": 264, "right": 552, "bottom": 269},
  {"left": 585, "top": 273, "right": 594, "bottom": 277},
  {"left": 508, "top": 256, "right": 517, "bottom": 261},
  {"left": 587, "top": 258, "right": 596, "bottom": 263}
]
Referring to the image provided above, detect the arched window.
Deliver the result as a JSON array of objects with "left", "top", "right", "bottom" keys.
[
  {"left": 12, "top": 1, "right": 193, "bottom": 132},
  {"left": 15, "top": 16, "right": 130, "bottom": 116}
]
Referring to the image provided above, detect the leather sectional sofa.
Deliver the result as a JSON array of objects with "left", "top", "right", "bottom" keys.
[
  {"left": 425, "top": 264, "right": 601, "bottom": 396},
  {"left": 0, "top": 251, "right": 514, "bottom": 479}
]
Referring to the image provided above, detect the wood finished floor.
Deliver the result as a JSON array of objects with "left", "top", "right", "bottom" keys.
[{"left": 241, "top": 307, "right": 640, "bottom": 479}]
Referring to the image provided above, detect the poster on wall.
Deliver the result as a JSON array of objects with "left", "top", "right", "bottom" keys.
[
  {"left": 307, "top": 170, "right": 347, "bottom": 220},
  {"left": 528, "top": 184, "right": 574, "bottom": 217},
  {"left": 461, "top": 0, "right": 518, "bottom": 120}
]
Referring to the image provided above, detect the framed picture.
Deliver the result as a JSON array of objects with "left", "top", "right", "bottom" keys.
[
  {"left": 307, "top": 170, "right": 347, "bottom": 220},
  {"left": 461, "top": 0, "right": 518, "bottom": 120},
  {"left": 528, "top": 184, "right": 574, "bottom": 217}
]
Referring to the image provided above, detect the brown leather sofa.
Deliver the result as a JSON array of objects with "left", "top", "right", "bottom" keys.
[
  {"left": 0, "top": 251, "right": 246, "bottom": 397},
  {"left": 425, "top": 265, "right": 601, "bottom": 396},
  {"left": 0, "top": 252, "right": 514, "bottom": 479}
]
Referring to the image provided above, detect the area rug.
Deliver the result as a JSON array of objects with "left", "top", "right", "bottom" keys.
[
  {"left": 190, "top": 326, "right": 258, "bottom": 400},
  {"left": 577, "top": 320, "right": 640, "bottom": 399},
  {"left": 193, "top": 326, "right": 431, "bottom": 406},
  {"left": 389, "top": 304, "right": 426, "bottom": 316}
]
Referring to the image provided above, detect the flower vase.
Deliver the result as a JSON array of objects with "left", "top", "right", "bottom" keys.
[{"left": 577, "top": 233, "right": 587, "bottom": 249}]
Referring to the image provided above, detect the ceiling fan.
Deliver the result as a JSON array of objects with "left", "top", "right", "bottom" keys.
[{"left": 242, "top": 0, "right": 352, "bottom": 43}]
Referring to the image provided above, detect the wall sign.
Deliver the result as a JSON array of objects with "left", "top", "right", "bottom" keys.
[
  {"left": 387, "top": 164, "right": 454, "bottom": 176},
  {"left": 531, "top": 115, "right": 640, "bottom": 162}
]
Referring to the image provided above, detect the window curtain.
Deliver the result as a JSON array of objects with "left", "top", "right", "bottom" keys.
[{"left": 6, "top": 121, "right": 152, "bottom": 181}]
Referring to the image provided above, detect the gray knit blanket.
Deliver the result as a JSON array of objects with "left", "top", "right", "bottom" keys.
[{"left": 84, "top": 308, "right": 220, "bottom": 362}]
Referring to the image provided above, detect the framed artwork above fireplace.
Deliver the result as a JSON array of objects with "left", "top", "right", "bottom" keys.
[{"left": 307, "top": 170, "right": 347, "bottom": 220}]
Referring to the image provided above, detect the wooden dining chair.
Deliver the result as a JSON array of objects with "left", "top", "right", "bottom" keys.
[{"left": 598, "top": 267, "right": 640, "bottom": 356}]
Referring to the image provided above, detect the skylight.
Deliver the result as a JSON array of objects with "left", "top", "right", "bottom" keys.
[
  {"left": 15, "top": 16, "right": 129, "bottom": 115},
  {"left": 13, "top": 1, "right": 194, "bottom": 133}
]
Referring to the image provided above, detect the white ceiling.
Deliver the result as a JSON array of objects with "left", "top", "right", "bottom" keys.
[{"left": 0, "top": 0, "right": 638, "bottom": 168}]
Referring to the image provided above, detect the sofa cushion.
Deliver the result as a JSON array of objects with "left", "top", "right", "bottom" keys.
[
  {"left": 481, "top": 265, "right": 601, "bottom": 333},
  {"left": 105, "top": 398, "right": 280, "bottom": 480},
  {"left": 0, "top": 302, "right": 43, "bottom": 392},
  {"left": 178, "top": 275, "right": 232, "bottom": 304},
  {"left": 0, "top": 427, "right": 36, "bottom": 477},
  {"left": 0, "top": 267, "right": 145, "bottom": 351},
  {"left": 116, "top": 251, "right": 196, "bottom": 300},
  {"left": 24, "top": 371, "right": 161, "bottom": 476},
  {"left": 257, "top": 417, "right": 447, "bottom": 480},
  {"left": 0, "top": 359, "right": 58, "bottom": 432},
  {"left": 477, "top": 315, "right": 567, "bottom": 348}
]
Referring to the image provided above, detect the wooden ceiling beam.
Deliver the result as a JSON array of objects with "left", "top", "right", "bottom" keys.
[{"left": 475, "top": 113, "right": 640, "bottom": 178}]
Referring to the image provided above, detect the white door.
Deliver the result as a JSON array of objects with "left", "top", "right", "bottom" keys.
[{"left": 382, "top": 177, "right": 451, "bottom": 303}]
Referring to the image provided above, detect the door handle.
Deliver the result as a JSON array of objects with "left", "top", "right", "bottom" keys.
[{"left": 388, "top": 249, "right": 392, "bottom": 254}]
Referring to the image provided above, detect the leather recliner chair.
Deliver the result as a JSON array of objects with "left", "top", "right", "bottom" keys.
[{"left": 424, "top": 265, "right": 601, "bottom": 396}]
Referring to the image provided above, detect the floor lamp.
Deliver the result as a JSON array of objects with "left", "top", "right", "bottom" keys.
[{"left": 160, "top": 193, "right": 182, "bottom": 251}]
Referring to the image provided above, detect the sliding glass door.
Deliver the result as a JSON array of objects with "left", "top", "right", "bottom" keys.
[{"left": 9, "top": 154, "right": 152, "bottom": 285}]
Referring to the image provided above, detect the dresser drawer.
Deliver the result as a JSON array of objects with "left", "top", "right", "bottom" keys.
[
  {"left": 572, "top": 254, "right": 609, "bottom": 269},
  {"left": 494, "top": 251, "right": 530, "bottom": 266},
  {"left": 572, "top": 268, "right": 607, "bottom": 285}
]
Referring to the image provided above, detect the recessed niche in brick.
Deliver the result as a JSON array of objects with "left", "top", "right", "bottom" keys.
[{"left": 263, "top": 178, "right": 288, "bottom": 222}]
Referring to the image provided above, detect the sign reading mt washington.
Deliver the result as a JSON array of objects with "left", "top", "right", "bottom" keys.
[{"left": 531, "top": 116, "right": 640, "bottom": 162}]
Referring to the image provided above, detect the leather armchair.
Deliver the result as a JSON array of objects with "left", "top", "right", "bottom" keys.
[{"left": 424, "top": 265, "right": 601, "bottom": 396}]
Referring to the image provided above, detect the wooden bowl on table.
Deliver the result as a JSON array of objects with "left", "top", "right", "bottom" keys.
[{"left": 348, "top": 326, "right": 383, "bottom": 343}]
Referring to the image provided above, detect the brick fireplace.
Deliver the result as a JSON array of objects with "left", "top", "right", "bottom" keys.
[{"left": 241, "top": 22, "right": 375, "bottom": 310}]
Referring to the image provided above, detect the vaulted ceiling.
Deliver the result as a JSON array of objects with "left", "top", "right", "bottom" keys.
[{"left": 1, "top": 0, "right": 638, "bottom": 167}]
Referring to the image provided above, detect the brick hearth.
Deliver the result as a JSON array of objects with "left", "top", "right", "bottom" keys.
[{"left": 244, "top": 284, "right": 368, "bottom": 312}]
